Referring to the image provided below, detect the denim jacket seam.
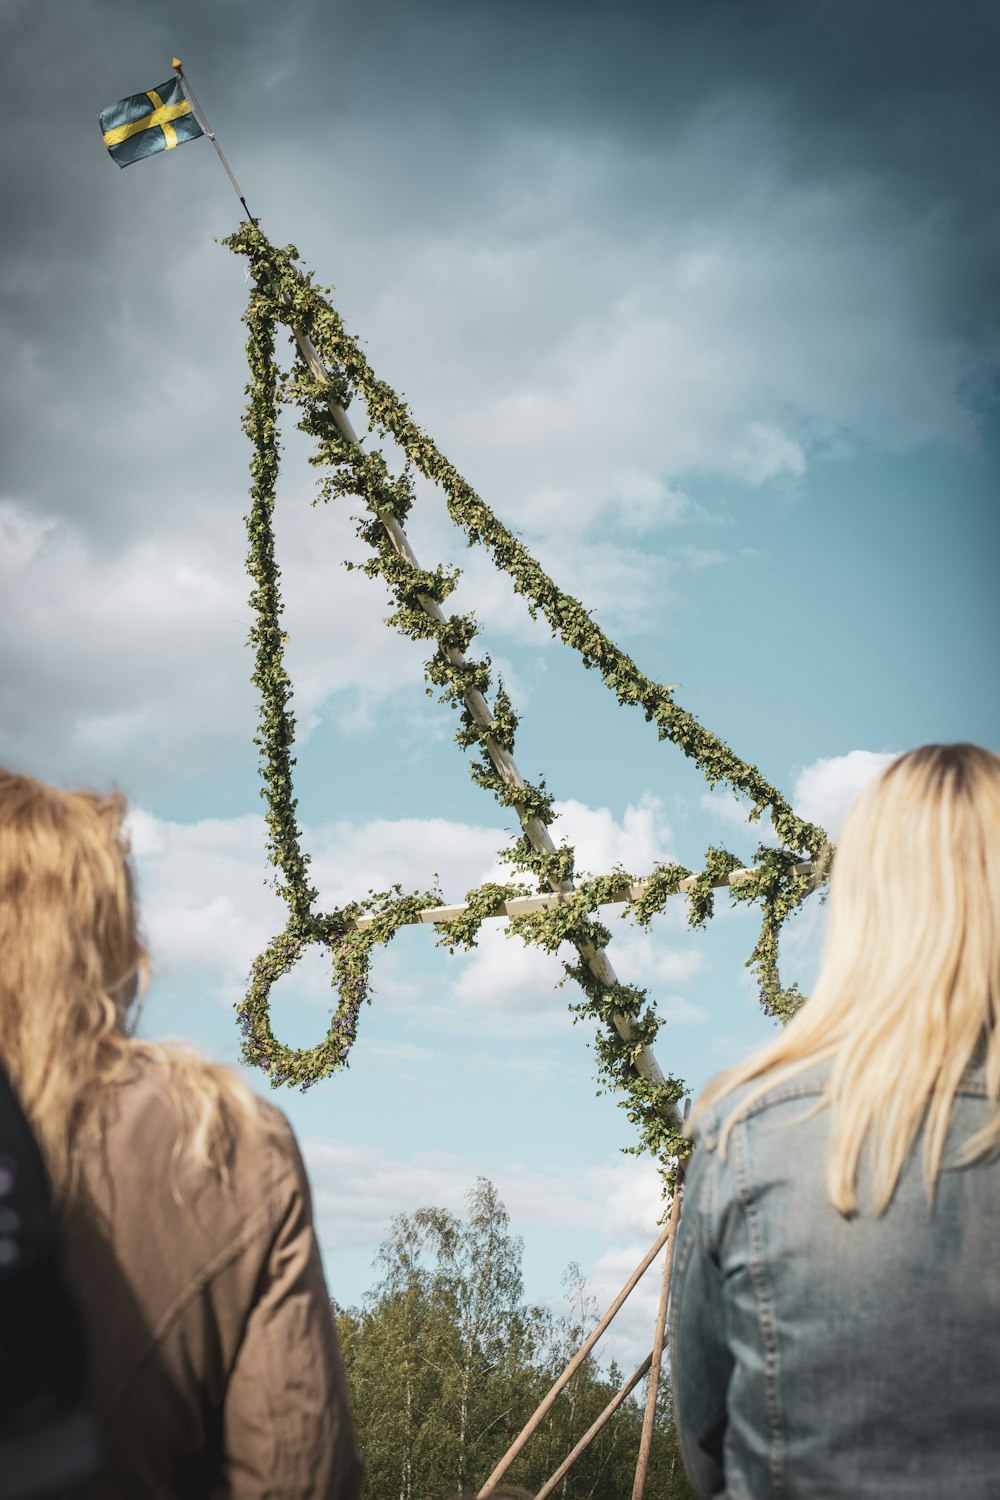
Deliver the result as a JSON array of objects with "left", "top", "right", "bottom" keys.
[
  {"left": 700, "top": 1140, "right": 718, "bottom": 1245},
  {"left": 732, "top": 1118, "right": 785, "bottom": 1498},
  {"left": 670, "top": 1216, "right": 724, "bottom": 1495},
  {"left": 668, "top": 1225, "right": 695, "bottom": 1350},
  {"left": 695, "top": 1084, "right": 825, "bottom": 1152},
  {"left": 668, "top": 1228, "right": 697, "bottom": 1455},
  {"left": 726, "top": 1073, "right": 987, "bottom": 1135},
  {"left": 740, "top": 1081, "right": 825, "bottom": 1122}
]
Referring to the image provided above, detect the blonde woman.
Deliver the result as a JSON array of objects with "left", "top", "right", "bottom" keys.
[
  {"left": 669, "top": 743, "right": 1000, "bottom": 1499},
  {"left": 0, "top": 769, "right": 364, "bottom": 1500}
]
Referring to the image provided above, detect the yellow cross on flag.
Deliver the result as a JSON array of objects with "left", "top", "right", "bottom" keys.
[{"left": 99, "top": 75, "right": 204, "bottom": 168}]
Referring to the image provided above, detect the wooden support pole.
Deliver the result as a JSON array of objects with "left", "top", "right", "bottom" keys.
[
  {"left": 290, "top": 325, "right": 680, "bottom": 1125},
  {"left": 534, "top": 1353, "right": 654, "bottom": 1500},
  {"left": 475, "top": 1222, "right": 672, "bottom": 1497},
  {"left": 631, "top": 1110, "right": 688, "bottom": 1500}
]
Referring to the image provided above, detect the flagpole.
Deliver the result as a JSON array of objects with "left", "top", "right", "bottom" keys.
[{"left": 171, "top": 58, "right": 253, "bottom": 219}]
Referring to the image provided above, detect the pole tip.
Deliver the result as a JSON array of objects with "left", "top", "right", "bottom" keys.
[{"left": 172, "top": 57, "right": 183, "bottom": 71}]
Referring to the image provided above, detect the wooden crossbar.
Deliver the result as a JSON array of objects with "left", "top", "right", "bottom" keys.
[{"left": 352, "top": 862, "right": 813, "bottom": 930}]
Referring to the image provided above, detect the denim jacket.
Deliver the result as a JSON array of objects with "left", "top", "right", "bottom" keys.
[{"left": 669, "top": 1057, "right": 1000, "bottom": 1499}]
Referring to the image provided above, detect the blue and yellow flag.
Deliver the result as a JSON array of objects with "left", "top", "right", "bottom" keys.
[{"left": 99, "top": 75, "right": 203, "bottom": 168}]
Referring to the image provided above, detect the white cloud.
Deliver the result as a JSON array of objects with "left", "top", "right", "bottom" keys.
[
  {"left": 394, "top": 483, "right": 686, "bottom": 652},
  {"left": 612, "top": 928, "right": 710, "bottom": 988},
  {"left": 0, "top": 496, "right": 424, "bottom": 785},
  {"left": 728, "top": 421, "right": 806, "bottom": 487},
  {"left": 0, "top": 474, "right": 689, "bottom": 800},
  {"left": 698, "top": 790, "right": 755, "bottom": 831},
  {"left": 432, "top": 920, "right": 706, "bottom": 1034},
  {"left": 451, "top": 925, "right": 569, "bottom": 1021},
  {"left": 0, "top": 502, "right": 56, "bottom": 567},
  {"left": 792, "top": 749, "right": 899, "bottom": 839},
  {"left": 455, "top": 532, "right": 676, "bottom": 642},
  {"left": 548, "top": 792, "right": 676, "bottom": 877},
  {"left": 584, "top": 1233, "right": 675, "bottom": 1373},
  {"left": 364, "top": 1040, "right": 436, "bottom": 1067},
  {"left": 345, "top": 125, "right": 991, "bottom": 550},
  {"left": 303, "top": 1135, "right": 665, "bottom": 1252},
  {"left": 126, "top": 807, "right": 283, "bottom": 997},
  {"left": 126, "top": 804, "right": 508, "bottom": 998},
  {"left": 310, "top": 815, "right": 505, "bottom": 908},
  {"left": 700, "top": 751, "right": 902, "bottom": 847}
]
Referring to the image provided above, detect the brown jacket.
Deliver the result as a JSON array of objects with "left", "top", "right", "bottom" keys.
[{"left": 59, "top": 1056, "right": 364, "bottom": 1499}]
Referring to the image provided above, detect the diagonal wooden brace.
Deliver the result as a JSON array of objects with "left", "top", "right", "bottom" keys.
[{"left": 291, "top": 325, "right": 680, "bottom": 1126}]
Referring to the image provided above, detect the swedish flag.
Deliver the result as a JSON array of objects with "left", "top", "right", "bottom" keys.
[{"left": 99, "top": 75, "right": 203, "bottom": 168}]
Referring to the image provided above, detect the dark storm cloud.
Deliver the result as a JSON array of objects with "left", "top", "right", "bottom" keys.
[
  {"left": 1, "top": 0, "right": 997, "bottom": 543},
  {"left": 6, "top": 0, "right": 999, "bottom": 286}
]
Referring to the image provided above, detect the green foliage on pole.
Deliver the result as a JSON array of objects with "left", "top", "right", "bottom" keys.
[{"left": 226, "top": 223, "right": 831, "bottom": 1163}]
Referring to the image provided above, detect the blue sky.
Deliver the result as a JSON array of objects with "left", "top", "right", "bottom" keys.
[{"left": 1, "top": 0, "right": 998, "bottom": 1365}]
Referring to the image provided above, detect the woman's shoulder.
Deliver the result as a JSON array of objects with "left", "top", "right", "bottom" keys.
[
  {"left": 690, "top": 1056, "right": 832, "bottom": 1151},
  {"left": 92, "top": 1046, "right": 303, "bottom": 1201}
]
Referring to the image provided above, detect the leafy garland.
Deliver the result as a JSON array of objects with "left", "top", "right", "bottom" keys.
[{"left": 228, "top": 223, "right": 829, "bottom": 1161}]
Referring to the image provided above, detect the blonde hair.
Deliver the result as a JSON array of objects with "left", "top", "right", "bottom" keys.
[
  {"left": 0, "top": 768, "right": 265, "bottom": 1203},
  {"left": 691, "top": 743, "right": 1000, "bottom": 1217}
]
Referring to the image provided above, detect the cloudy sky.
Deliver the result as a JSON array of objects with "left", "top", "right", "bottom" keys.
[{"left": 2, "top": 0, "right": 998, "bottom": 1362}]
